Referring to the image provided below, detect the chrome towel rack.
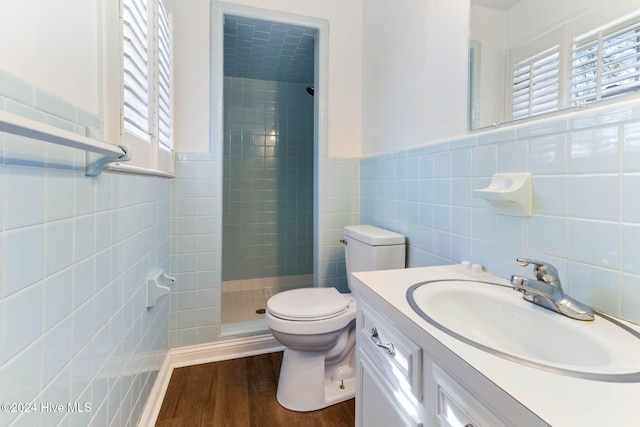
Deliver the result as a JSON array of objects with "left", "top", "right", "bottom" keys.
[{"left": 0, "top": 110, "right": 130, "bottom": 176}]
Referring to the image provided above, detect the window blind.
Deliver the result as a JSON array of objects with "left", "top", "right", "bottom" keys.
[
  {"left": 122, "top": 0, "right": 151, "bottom": 142},
  {"left": 157, "top": 0, "right": 173, "bottom": 151},
  {"left": 571, "top": 16, "right": 640, "bottom": 105},
  {"left": 511, "top": 46, "right": 560, "bottom": 120}
]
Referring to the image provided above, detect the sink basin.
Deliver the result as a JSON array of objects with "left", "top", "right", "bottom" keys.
[{"left": 407, "top": 279, "right": 640, "bottom": 382}]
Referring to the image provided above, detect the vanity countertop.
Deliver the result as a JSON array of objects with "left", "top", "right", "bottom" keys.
[{"left": 351, "top": 264, "right": 640, "bottom": 427}]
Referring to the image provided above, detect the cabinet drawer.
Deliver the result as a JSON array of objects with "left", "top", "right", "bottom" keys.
[
  {"left": 433, "top": 363, "right": 509, "bottom": 427},
  {"left": 359, "top": 303, "right": 423, "bottom": 401}
]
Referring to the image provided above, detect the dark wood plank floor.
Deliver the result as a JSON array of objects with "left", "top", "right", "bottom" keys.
[{"left": 156, "top": 352, "right": 355, "bottom": 427}]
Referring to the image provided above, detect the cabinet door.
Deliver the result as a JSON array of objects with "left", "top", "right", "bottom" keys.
[
  {"left": 357, "top": 352, "right": 423, "bottom": 427},
  {"left": 432, "top": 363, "right": 509, "bottom": 427}
]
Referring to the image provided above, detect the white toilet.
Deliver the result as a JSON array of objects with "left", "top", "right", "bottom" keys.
[{"left": 265, "top": 225, "right": 406, "bottom": 411}]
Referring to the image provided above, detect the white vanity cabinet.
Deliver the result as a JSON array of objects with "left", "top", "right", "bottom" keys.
[
  {"left": 356, "top": 298, "right": 540, "bottom": 427},
  {"left": 352, "top": 265, "right": 640, "bottom": 427}
]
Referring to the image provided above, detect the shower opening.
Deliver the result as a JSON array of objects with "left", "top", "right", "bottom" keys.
[{"left": 221, "top": 14, "right": 318, "bottom": 336}]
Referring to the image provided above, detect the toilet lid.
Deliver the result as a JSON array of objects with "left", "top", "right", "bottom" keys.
[{"left": 267, "top": 288, "right": 350, "bottom": 321}]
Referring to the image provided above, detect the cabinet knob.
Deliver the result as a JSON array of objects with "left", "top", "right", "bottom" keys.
[{"left": 370, "top": 327, "right": 395, "bottom": 356}]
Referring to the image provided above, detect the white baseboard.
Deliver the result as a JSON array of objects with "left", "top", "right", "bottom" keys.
[
  {"left": 137, "top": 333, "right": 284, "bottom": 426},
  {"left": 137, "top": 354, "right": 173, "bottom": 427},
  {"left": 170, "top": 333, "right": 284, "bottom": 367}
]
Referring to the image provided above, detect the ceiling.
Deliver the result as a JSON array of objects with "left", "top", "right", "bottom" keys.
[
  {"left": 471, "top": 0, "right": 521, "bottom": 10},
  {"left": 223, "top": 15, "right": 317, "bottom": 84}
]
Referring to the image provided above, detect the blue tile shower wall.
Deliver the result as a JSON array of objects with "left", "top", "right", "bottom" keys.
[
  {"left": 361, "top": 102, "right": 640, "bottom": 325},
  {"left": 0, "top": 69, "right": 170, "bottom": 427},
  {"left": 222, "top": 76, "right": 314, "bottom": 281}
]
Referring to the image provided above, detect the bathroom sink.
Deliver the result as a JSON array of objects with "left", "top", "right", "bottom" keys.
[{"left": 407, "top": 279, "right": 640, "bottom": 382}]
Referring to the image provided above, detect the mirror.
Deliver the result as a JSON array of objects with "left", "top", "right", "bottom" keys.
[{"left": 469, "top": 0, "right": 640, "bottom": 130}]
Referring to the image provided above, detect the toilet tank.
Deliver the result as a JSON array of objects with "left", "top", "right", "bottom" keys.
[{"left": 344, "top": 225, "right": 406, "bottom": 290}]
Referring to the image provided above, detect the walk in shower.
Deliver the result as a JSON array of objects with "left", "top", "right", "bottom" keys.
[{"left": 221, "top": 15, "right": 318, "bottom": 335}]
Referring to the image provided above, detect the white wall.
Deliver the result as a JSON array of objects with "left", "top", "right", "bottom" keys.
[
  {"left": 172, "top": 0, "right": 363, "bottom": 157},
  {"left": 172, "top": 0, "right": 212, "bottom": 154},
  {"left": 0, "top": 0, "right": 99, "bottom": 113},
  {"left": 361, "top": 0, "right": 470, "bottom": 157}
]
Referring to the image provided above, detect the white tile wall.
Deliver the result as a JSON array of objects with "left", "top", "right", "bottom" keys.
[
  {"left": 170, "top": 153, "right": 221, "bottom": 348},
  {"left": 169, "top": 152, "right": 360, "bottom": 346},
  {"left": 0, "top": 71, "right": 170, "bottom": 427},
  {"left": 361, "top": 100, "right": 640, "bottom": 325},
  {"left": 317, "top": 157, "right": 360, "bottom": 292}
]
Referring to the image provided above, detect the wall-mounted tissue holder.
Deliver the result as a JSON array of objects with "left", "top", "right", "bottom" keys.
[
  {"left": 147, "top": 269, "right": 176, "bottom": 309},
  {"left": 473, "top": 173, "right": 532, "bottom": 217}
]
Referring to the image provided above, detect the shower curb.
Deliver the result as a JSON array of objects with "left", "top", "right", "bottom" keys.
[{"left": 138, "top": 333, "right": 284, "bottom": 427}]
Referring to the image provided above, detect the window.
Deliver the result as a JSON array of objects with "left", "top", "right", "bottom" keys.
[
  {"left": 120, "top": 0, "right": 173, "bottom": 173},
  {"left": 572, "top": 16, "right": 640, "bottom": 106},
  {"left": 509, "top": 13, "right": 640, "bottom": 122}
]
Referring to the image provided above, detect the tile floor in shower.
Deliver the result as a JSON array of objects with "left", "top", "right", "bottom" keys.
[{"left": 221, "top": 274, "right": 313, "bottom": 336}]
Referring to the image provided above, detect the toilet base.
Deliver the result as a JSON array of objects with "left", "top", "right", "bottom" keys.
[{"left": 275, "top": 348, "right": 355, "bottom": 412}]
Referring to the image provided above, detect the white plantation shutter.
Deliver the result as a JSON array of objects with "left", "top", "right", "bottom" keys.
[
  {"left": 157, "top": 0, "right": 173, "bottom": 151},
  {"left": 507, "top": 12, "right": 640, "bottom": 123},
  {"left": 511, "top": 46, "right": 560, "bottom": 120},
  {"left": 122, "top": 0, "right": 151, "bottom": 142},
  {"left": 572, "top": 16, "right": 640, "bottom": 105},
  {"left": 118, "top": 0, "right": 174, "bottom": 173}
]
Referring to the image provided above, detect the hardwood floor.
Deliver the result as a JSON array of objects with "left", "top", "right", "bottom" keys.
[{"left": 156, "top": 352, "right": 355, "bottom": 427}]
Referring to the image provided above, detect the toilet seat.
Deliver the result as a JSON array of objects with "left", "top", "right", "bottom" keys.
[
  {"left": 265, "top": 288, "right": 356, "bottom": 336},
  {"left": 267, "top": 288, "right": 349, "bottom": 321}
]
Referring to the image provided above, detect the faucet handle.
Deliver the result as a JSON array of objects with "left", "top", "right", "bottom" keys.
[{"left": 516, "top": 258, "right": 561, "bottom": 287}]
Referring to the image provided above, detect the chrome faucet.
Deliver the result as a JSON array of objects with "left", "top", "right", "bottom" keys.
[{"left": 510, "top": 258, "right": 594, "bottom": 321}]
